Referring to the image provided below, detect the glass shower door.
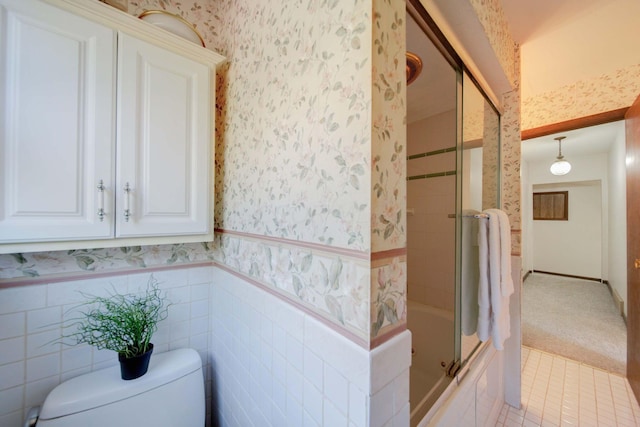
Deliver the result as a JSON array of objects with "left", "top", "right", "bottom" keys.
[
  {"left": 456, "top": 71, "right": 501, "bottom": 366},
  {"left": 405, "top": 5, "right": 460, "bottom": 425}
]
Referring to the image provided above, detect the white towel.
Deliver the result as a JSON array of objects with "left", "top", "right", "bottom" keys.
[
  {"left": 461, "top": 209, "right": 480, "bottom": 336},
  {"left": 487, "top": 209, "right": 514, "bottom": 297},
  {"left": 477, "top": 214, "right": 491, "bottom": 342},
  {"left": 477, "top": 209, "right": 513, "bottom": 350}
]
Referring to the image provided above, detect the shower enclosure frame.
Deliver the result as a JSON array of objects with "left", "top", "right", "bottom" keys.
[{"left": 406, "top": 0, "right": 502, "bottom": 423}]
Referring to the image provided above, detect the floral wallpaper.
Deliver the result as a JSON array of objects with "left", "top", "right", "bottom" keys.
[
  {"left": 370, "top": 0, "right": 407, "bottom": 253},
  {"left": 454, "top": 0, "right": 521, "bottom": 253},
  {"left": 522, "top": 64, "right": 640, "bottom": 131},
  {"left": 463, "top": 108, "right": 484, "bottom": 143},
  {"left": 207, "top": 0, "right": 373, "bottom": 252},
  {"left": 461, "top": 96, "right": 501, "bottom": 211},
  {"left": 469, "top": 0, "right": 517, "bottom": 88},
  {"left": 482, "top": 102, "right": 500, "bottom": 210},
  {"left": 0, "top": 0, "right": 521, "bottom": 344},
  {"left": 500, "top": 45, "right": 522, "bottom": 255},
  {"left": 129, "top": 3, "right": 372, "bottom": 252},
  {"left": 207, "top": 0, "right": 395, "bottom": 342},
  {"left": 0, "top": 244, "right": 213, "bottom": 278},
  {"left": 369, "top": 0, "right": 407, "bottom": 339},
  {"left": 0, "top": 235, "right": 373, "bottom": 342},
  {"left": 0, "top": 0, "right": 393, "bottom": 344},
  {"left": 213, "top": 232, "right": 372, "bottom": 339},
  {"left": 371, "top": 257, "right": 407, "bottom": 338}
]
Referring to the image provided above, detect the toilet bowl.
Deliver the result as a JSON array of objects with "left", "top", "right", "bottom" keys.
[{"left": 25, "top": 348, "right": 205, "bottom": 427}]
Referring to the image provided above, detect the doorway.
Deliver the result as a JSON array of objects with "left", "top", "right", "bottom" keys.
[{"left": 521, "top": 120, "right": 628, "bottom": 373}]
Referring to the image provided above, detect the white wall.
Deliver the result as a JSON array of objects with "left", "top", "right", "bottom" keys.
[
  {"left": 524, "top": 123, "right": 628, "bottom": 316},
  {"left": 523, "top": 151, "right": 610, "bottom": 279},
  {"left": 607, "top": 125, "right": 628, "bottom": 314},
  {"left": 527, "top": 151, "right": 608, "bottom": 187},
  {"left": 532, "top": 182, "right": 602, "bottom": 278}
]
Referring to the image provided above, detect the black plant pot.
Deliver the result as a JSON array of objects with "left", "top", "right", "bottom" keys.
[{"left": 118, "top": 343, "right": 153, "bottom": 380}]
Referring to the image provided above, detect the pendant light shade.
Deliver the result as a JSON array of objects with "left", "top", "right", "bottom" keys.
[{"left": 550, "top": 136, "right": 571, "bottom": 176}]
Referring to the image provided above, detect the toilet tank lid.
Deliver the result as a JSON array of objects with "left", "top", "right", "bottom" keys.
[{"left": 39, "top": 348, "right": 202, "bottom": 420}]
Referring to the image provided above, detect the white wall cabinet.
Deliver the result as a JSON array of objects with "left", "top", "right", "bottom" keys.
[
  {"left": 0, "top": 0, "right": 116, "bottom": 244},
  {"left": 0, "top": 0, "right": 225, "bottom": 253},
  {"left": 116, "top": 34, "right": 211, "bottom": 238}
]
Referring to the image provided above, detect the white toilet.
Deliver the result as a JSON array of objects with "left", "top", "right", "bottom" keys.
[{"left": 26, "top": 348, "right": 205, "bottom": 427}]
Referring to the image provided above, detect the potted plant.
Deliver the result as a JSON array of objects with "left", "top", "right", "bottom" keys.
[{"left": 64, "top": 275, "right": 169, "bottom": 380}]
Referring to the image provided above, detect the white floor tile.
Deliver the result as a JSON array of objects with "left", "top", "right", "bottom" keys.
[{"left": 499, "top": 347, "right": 640, "bottom": 427}]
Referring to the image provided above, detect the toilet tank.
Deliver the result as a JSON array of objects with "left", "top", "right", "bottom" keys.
[{"left": 34, "top": 348, "right": 204, "bottom": 427}]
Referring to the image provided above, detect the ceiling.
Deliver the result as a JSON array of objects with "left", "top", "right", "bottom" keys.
[
  {"left": 406, "top": 0, "right": 637, "bottom": 161},
  {"left": 498, "top": 0, "right": 638, "bottom": 162},
  {"left": 499, "top": 0, "right": 606, "bottom": 45},
  {"left": 501, "top": 0, "right": 640, "bottom": 99},
  {"left": 520, "top": 120, "right": 624, "bottom": 163}
]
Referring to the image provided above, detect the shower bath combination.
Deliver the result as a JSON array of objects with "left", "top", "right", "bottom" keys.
[{"left": 405, "top": 3, "right": 501, "bottom": 424}]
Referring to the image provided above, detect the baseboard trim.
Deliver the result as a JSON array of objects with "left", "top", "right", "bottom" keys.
[
  {"left": 529, "top": 270, "right": 606, "bottom": 284},
  {"left": 610, "top": 286, "right": 627, "bottom": 324}
]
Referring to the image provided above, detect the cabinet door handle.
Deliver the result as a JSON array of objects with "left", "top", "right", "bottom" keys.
[
  {"left": 97, "top": 180, "right": 105, "bottom": 222},
  {"left": 123, "top": 182, "right": 131, "bottom": 222}
]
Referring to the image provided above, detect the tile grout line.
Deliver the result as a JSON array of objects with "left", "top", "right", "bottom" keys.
[
  {"left": 608, "top": 369, "right": 619, "bottom": 426},
  {"left": 547, "top": 356, "right": 565, "bottom": 424},
  {"left": 539, "top": 353, "right": 553, "bottom": 423},
  {"left": 498, "top": 347, "right": 640, "bottom": 427},
  {"left": 519, "top": 349, "right": 534, "bottom": 421},
  {"left": 557, "top": 357, "right": 568, "bottom": 425},
  {"left": 586, "top": 363, "right": 597, "bottom": 425}
]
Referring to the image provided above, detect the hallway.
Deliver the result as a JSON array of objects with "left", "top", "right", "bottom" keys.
[{"left": 496, "top": 347, "right": 640, "bottom": 426}]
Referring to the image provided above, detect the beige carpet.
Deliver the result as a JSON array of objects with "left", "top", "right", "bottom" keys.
[{"left": 522, "top": 272, "right": 627, "bottom": 375}]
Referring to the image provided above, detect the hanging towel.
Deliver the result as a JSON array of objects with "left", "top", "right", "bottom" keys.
[
  {"left": 477, "top": 209, "right": 513, "bottom": 350},
  {"left": 461, "top": 209, "right": 481, "bottom": 336},
  {"left": 477, "top": 214, "right": 491, "bottom": 342},
  {"left": 487, "top": 209, "right": 514, "bottom": 297}
]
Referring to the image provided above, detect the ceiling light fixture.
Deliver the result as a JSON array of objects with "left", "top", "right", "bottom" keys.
[
  {"left": 550, "top": 136, "right": 571, "bottom": 176},
  {"left": 406, "top": 52, "right": 422, "bottom": 86}
]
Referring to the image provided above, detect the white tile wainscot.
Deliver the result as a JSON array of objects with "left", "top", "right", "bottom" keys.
[
  {"left": 409, "top": 258, "right": 520, "bottom": 427},
  {"left": 0, "top": 265, "right": 412, "bottom": 427},
  {"left": 210, "top": 268, "right": 412, "bottom": 427},
  {"left": 421, "top": 342, "right": 505, "bottom": 427},
  {"left": 0, "top": 267, "right": 216, "bottom": 427}
]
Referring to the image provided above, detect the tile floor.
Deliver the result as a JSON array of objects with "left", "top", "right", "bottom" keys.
[{"left": 496, "top": 346, "right": 640, "bottom": 427}]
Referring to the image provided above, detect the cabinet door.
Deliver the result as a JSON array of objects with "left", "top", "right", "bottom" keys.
[
  {"left": 116, "top": 33, "right": 211, "bottom": 237},
  {"left": 0, "top": 0, "right": 115, "bottom": 243}
]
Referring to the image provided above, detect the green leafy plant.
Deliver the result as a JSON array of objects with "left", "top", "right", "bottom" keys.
[{"left": 64, "top": 275, "right": 169, "bottom": 359}]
